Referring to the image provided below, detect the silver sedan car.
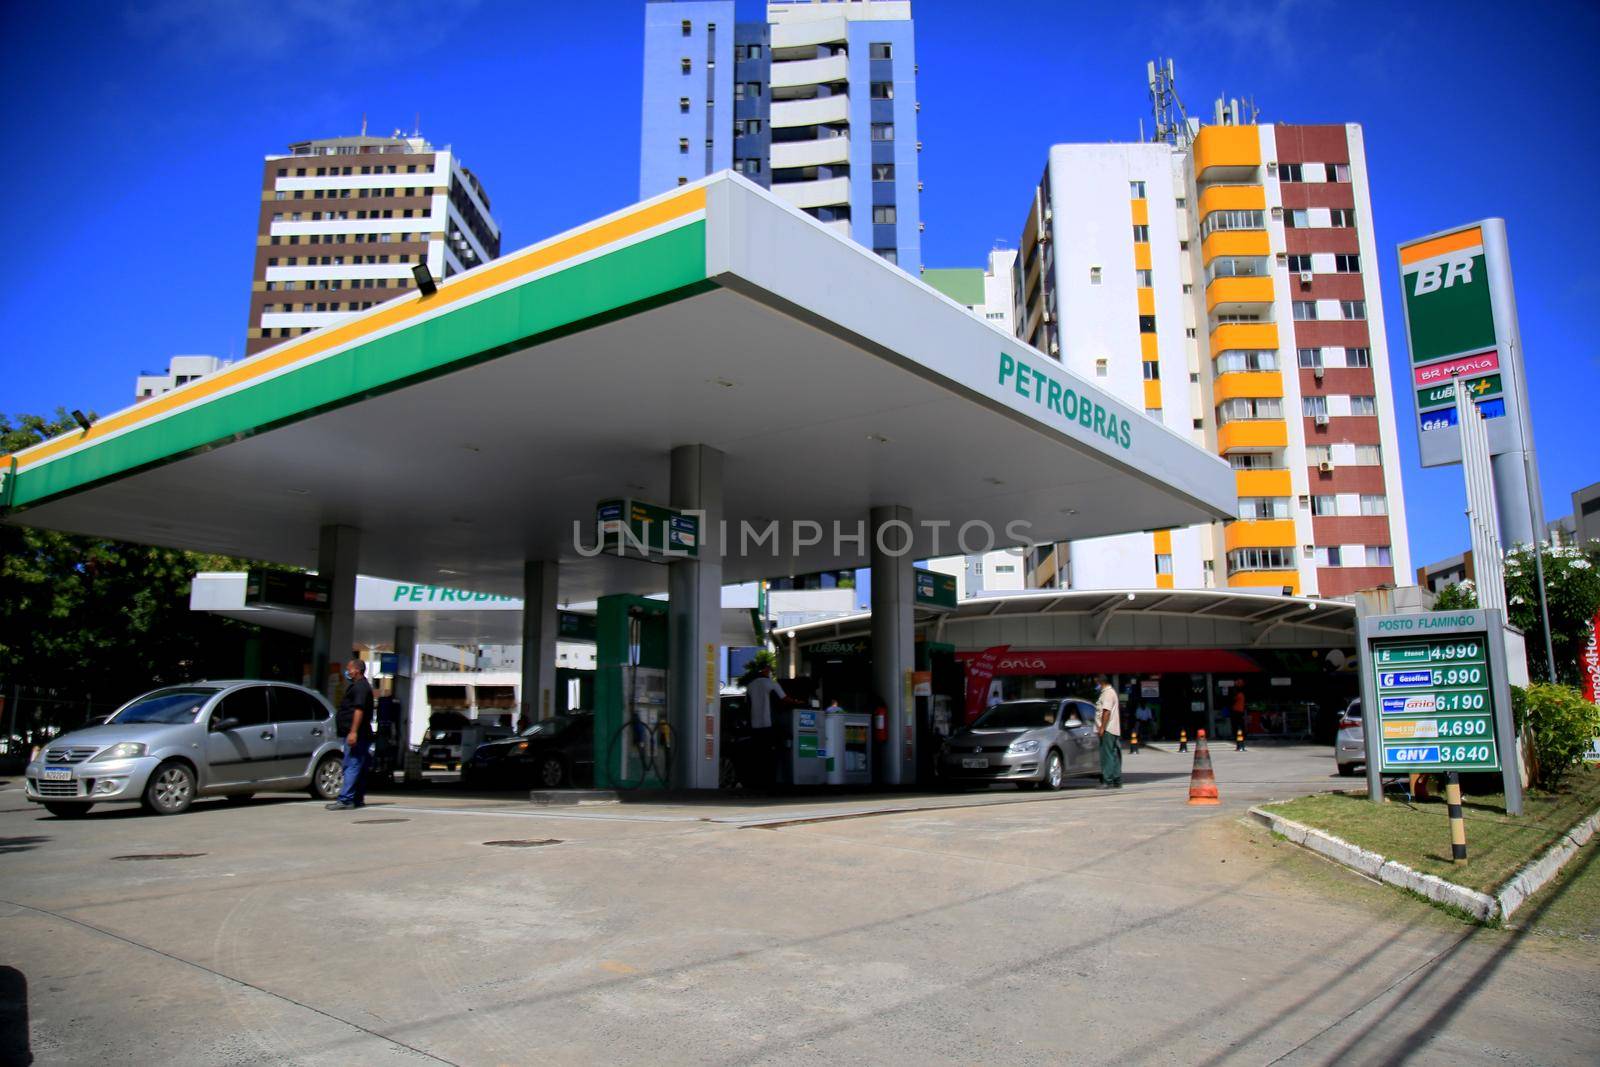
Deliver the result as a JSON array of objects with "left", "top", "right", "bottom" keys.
[
  {"left": 937, "top": 698, "right": 1102, "bottom": 789},
  {"left": 24, "top": 681, "right": 347, "bottom": 817},
  {"left": 1335, "top": 699, "right": 1366, "bottom": 776}
]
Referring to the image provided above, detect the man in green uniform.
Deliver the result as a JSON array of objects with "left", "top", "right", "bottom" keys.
[{"left": 1095, "top": 674, "right": 1122, "bottom": 789}]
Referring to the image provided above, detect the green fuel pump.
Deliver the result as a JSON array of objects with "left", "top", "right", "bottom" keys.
[{"left": 594, "top": 594, "right": 672, "bottom": 789}]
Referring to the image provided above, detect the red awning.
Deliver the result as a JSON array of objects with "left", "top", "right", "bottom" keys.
[{"left": 954, "top": 649, "right": 1262, "bottom": 676}]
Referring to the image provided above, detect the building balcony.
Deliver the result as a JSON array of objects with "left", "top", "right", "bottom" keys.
[
  {"left": 770, "top": 135, "right": 851, "bottom": 170},
  {"left": 1227, "top": 569, "right": 1301, "bottom": 595},
  {"left": 770, "top": 52, "right": 850, "bottom": 89},
  {"left": 1209, "top": 322, "right": 1278, "bottom": 356},
  {"left": 770, "top": 175, "right": 852, "bottom": 211},
  {"left": 770, "top": 15, "right": 848, "bottom": 50},
  {"left": 1194, "top": 125, "right": 1262, "bottom": 178},
  {"left": 1198, "top": 183, "right": 1266, "bottom": 219},
  {"left": 1217, "top": 419, "right": 1288, "bottom": 452},
  {"left": 1225, "top": 519, "right": 1297, "bottom": 553},
  {"left": 1213, "top": 371, "right": 1283, "bottom": 404},
  {"left": 1201, "top": 229, "right": 1271, "bottom": 265},
  {"left": 1206, "top": 275, "right": 1275, "bottom": 312},
  {"left": 1233, "top": 468, "right": 1292, "bottom": 498},
  {"left": 771, "top": 94, "right": 851, "bottom": 129}
]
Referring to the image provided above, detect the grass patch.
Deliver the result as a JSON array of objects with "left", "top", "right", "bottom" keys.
[
  {"left": 1517, "top": 836, "right": 1600, "bottom": 942},
  {"left": 1263, "top": 765, "right": 1600, "bottom": 895}
]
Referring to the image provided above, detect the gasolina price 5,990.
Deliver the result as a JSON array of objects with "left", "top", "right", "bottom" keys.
[{"left": 1437, "top": 666, "right": 1483, "bottom": 687}]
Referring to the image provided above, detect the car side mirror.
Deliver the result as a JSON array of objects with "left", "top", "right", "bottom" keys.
[{"left": 211, "top": 716, "right": 240, "bottom": 733}]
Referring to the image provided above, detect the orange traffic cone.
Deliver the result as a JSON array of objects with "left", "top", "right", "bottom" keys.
[{"left": 1187, "top": 729, "right": 1220, "bottom": 805}]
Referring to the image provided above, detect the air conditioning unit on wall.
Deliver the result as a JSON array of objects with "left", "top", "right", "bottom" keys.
[
  {"left": 1314, "top": 413, "right": 1330, "bottom": 426},
  {"left": 1299, "top": 271, "right": 1313, "bottom": 285},
  {"left": 1318, "top": 461, "right": 1335, "bottom": 473}
]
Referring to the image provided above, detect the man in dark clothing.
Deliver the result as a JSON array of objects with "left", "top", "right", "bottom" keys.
[{"left": 328, "top": 658, "right": 375, "bottom": 810}]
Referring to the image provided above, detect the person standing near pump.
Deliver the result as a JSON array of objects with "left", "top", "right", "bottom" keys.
[
  {"left": 328, "top": 658, "right": 375, "bottom": 811},
  {"left": 745, "top": 661, "right": 789, "bottom": 789},
  {"left": 1095, "top": 674, "right": 1123, "bottom": 789}
]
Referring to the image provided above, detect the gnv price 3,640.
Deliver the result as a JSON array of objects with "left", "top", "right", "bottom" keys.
[{"left": 1438, "top": 744, "right": 1493, "bottom": 763}]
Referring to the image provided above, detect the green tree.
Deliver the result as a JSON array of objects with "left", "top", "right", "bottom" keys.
[
  {"left": 2, "top": 411, "right": 294, "bottom": 735},
  {"left": 1431, "top": 541, "right": 1600, "bottom": 686}
]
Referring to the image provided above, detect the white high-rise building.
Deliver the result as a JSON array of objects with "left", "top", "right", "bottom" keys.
[{"left": 134, "top": 355, "right": 230, "bottom": 400}]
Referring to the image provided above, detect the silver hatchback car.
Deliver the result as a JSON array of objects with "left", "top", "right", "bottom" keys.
[
  {"left": 24, "top": 681, "right": 347, "bottom": 817},
  {"left": 937, "top": 698, "right": 1102, "bottom": 789}
]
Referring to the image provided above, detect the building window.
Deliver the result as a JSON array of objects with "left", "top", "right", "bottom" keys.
[
  {"left": 1142, "top": 360, "right": 1160, "bottom": 380},
  {"left": 1090, "top": 266, "right": 1103, "bottom": 284},
  {"left": 1360, "top": 495, "right": 1389, "bottom": 516},
  {"left": 681, "top": 19, "right": 692, "bottom": 35},
  {"left": 1184, "top": 327, "right": 1197, "bottom": 338},
  {"left": 1367, "top": 545, "right": 1393, "bottom": 566},
  {"left": 1306, "top": 444, "right": 1332, "bottom": 466},
  {"left": 681, "top": 57, "right": 692, "bottom": 73},
  {"left": 869, "top": 42, "right": 892, "bottom": 59},
  {"left": 1239, "top": 497, "right": 1290, "bottom": 520},
  {"left": 1350, "top": 395, "right": 1377, "bottom": 416},
  {"left": 1283, "top": 208, "right": 1309, "bottom": 228},
  {"left": 1182, "top": 282, "right": 1193, "bottom": 294},
  {"left": 876, "top": 248, "right": 898, "bottom": 264},
  {"left": 1279, "top": 163, "right": 1304, "bottom": 182},
  {"left": 1286, "top": 254, "right": 1312, "bottom": 273},
  {"left": 1230, "top": 452, "right": 1281, "bottom": 470},
  {"left": 1228, "top": 547, "right": 1295, "bottom": 574},
  {"left": 1129, "top": 180, "right": 1146, "bottom": 198},
  {"left": 1138, "top": 315, "right": 1156, "bottom": 334},
  {"left": 1293, "top": 300, "right": 1318, "bottom": 321},
  {"left": 1155, "top": 553, "right": 1174, "bottom": 574},
  {"left": 735, "top": 158, "right": 762, "bottom": 175},
  {"left": 677, "top": 176, "right": 688, "bottom": 186},
  {"left": 1297, "top": 347, "right": 1323, "bottom": 368},
  {"left": 873, "top": 163, "right": 895, "bottom": 181},
  {"left": 873, "top": 205, "right": 897, "bottom": 224},
  {"left": 1217, "top": 350, "right": 1277, "bottom": 373},
  {"left": 1216, "top": 397, "right": 1284, "bottom": 423},
  {"left": 679, "top": 97, "right": 690, "bottom": 112},
  {"left": 1341, "top": 300, "right": 1367, "bottom": 320},
  {"left": 1335, "top": 253, "right": 1361, "bottom": 273},
  {"left": 1331, "top": 163, "right": 1352, "bottom": 182},
  {"left": 1310, "top": 495, "right": 1337, "bottom": 516},
  {"left": 1199, "top": 210, "right": 1265, "bottom": 240},
  {"left": 1347, "top": 347, "right": 1371, "bottom": 367},
  {"left": 1353, "top": 444, "right": 1383, "bottom": 465},
  {"left": 1095, "top": 358, "right": 1108, "bottom": 377},
  {"left": 1303, "top": 396, "right": 1329, "bottom": 417},
  {"left": 871, "top": 123, "right": 894, "bottom": 141},
  {"left": 1132, "top": 224, "right": 1150, "bottom": 242},
  {"left": 871, "top": 81, "right": 894, "bottom": 99},
  {"left": 1135, "top": 268, "right": 1152, "bottom": 286},
  {"left": 1331, "top": 208, "right": 1356, "bottom": 227}
]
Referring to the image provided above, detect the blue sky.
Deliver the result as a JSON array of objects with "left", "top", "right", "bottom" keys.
[{"left": 2, "top": 0, "right": 1596, "bottom": 570}]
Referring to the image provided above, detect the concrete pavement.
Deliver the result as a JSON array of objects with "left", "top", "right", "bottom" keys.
[{"left": 1, "top": 744, "right": 1595, "bottom": 1065}]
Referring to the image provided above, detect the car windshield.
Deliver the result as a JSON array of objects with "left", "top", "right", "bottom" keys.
[
  {"left": 520, "top": 717, "right": 571, "bottom": 737},
  {"left": 109, "top": 687, "right": 216, "bottom": 725},
  {"left": 971, "top": 701, "right": 1057, "bottom": 730}
]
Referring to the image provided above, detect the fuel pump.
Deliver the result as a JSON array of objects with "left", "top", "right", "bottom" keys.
[{"left": 594, "top": 595, "right": 671, "bottom": 789}]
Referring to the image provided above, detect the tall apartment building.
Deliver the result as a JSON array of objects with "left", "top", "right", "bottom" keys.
[
  {"left": 1014, "top": 119, "right": 1411, "bottom": 598},
  {"left": 640, "top": 0, "right": 922, "bottom": 268},
  {"left": 246, "top": 134, "right": 500, "bottom": 356}
]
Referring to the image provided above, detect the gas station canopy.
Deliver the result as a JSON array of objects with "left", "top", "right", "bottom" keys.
[{"left": 1, "top": 174, "right": 1234, "bottom": 600}]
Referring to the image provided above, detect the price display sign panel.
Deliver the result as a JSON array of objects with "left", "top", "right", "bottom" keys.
[{"left": 1359, "top": 611, "right": 1513, "bottom": 775}]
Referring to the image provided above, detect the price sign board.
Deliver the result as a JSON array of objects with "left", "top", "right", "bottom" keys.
[
  {"left": 596, "top": 498, "right": 700, "bottom": 561},
  {"left": 1358, "top": 610, "right": 1518, "bottom": 780}
]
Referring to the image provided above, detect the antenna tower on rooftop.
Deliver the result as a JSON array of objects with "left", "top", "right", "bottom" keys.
[{"left": 1147, "top": 58, "right": 1191, "bottom": 146}]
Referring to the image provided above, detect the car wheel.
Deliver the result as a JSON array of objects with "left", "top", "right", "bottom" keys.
[
  {"left": 1045, "top": 750, "right": 1065, "bottom": 791},
  {"left": 719, "top": 756, "right": 741, "bottom": 791},
  {"left": 224, "top": 793, "right": 256, "bottom": 804},
  {"left": 536, "top": 755, "right": 567, "bottom": 789},
  {"left": 43, "top": 802, "right": 93, "bottom": 818},
  {"left": 142, "top": 761, "right": 196, "bottom": 815},
  {"left": 309, "top": 754, "right": 344, "bottom": 800},
  {"left": 1337, "top": 763, "right": 1359, "bottom": 777}
]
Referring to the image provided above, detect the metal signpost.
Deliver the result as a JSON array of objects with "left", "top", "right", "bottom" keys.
[{"left": 1358, "top": 609, "right": 1522, "bottom": 815}]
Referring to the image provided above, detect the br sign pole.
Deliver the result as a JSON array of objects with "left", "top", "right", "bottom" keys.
[{"left": 1358, "top": 609, "right": 1523, "bottom": 815}]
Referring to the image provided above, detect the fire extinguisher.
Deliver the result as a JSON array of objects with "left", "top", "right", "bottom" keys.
[{"left": 873, "top": 703, "right": 889, "bottom": 744}]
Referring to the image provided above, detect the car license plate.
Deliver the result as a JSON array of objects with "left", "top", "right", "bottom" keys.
[
  {"left": 961, "top": 757, "right": 988, "bottom": 769},
  {"left": 429, "top": 749, "right": 448, "bottom": 759},
  {"left": 42, "top": 767, "right": 73, "bottom": 782}
]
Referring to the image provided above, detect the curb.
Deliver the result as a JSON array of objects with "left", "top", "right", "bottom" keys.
[{"left": 1249, "top": 803, "right": 1600, "bottom": 923}]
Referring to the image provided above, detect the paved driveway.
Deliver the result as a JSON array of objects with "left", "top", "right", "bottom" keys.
[{"left": 1, "top": 744, "right": 1594, "bottom": 1065}]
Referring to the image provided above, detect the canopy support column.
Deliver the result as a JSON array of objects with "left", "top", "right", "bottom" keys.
[
  {"left": 521, "top": 561, "right": 560, "bottom": 724},
  {"left": 312, "top": 524, "right": 360, "bottom": 702},
  {"left": 871, "top": 505, "right": 915, "bottom": 785},
  {"left": 669, "top": 444, "right": 724, "bottom": 790}
]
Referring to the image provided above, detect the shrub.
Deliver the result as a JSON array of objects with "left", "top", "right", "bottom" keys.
[
  {"left": 737, "top": 648, "right": 779, "bottom": 686},
  {"left": 1515, "top": 683, "right": 1600, "bottom": 791}
]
